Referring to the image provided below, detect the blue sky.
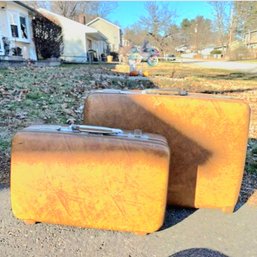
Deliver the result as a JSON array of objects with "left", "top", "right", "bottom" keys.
[{"left": 107, "top": 1, "right": 214, "bottom": 29}]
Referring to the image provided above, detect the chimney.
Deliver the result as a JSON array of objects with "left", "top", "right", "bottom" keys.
[{"left": 77, "top": 14, "right": 86, "bottom": 25}]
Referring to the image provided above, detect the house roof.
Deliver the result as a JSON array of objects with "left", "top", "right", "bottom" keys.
[
  {"left": 14, "top": 1, "right": 37, "bottom": 13},
  {"left": 37, "top": 8, "right": 107, "bottom": 41},
  {"left": 87, "top": 17, "right": 120, "bottom": 29}
]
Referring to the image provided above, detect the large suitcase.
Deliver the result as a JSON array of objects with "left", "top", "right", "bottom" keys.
[
  {"left": 84, "top": 89, "right": 250, "bottom": 212},
  {"left": 11, "top": 124, "right": 170, "bottom": 234}
]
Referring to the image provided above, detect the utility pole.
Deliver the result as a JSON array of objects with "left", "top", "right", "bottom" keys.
[
  {"left": 228, "top": 4, "right": 235, "bottom": 51},
  {"left": 194, "top": 23, "right": 198, "bottom": 52}
]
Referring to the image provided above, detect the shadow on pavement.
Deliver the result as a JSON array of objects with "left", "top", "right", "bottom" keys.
[
  {"left": 169, "top": 248, "right": 230, "bottom": 257},
  {"left": 160, "top": 207, "right": 196, "bottom": 231}
]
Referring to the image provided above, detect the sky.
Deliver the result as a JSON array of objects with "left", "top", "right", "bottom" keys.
[{"left": 107, "top": 1, "right": 215, "bottom": 29}]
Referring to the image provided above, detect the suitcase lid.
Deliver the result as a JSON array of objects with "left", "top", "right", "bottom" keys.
[
  {"left": 88, "top": 88, "right": 242, "bottom": 101},
  {"left": 88, "top": 88, "right": 188, "bottom": 96},
  {"left": 22, "top": 125, "right": 168, "bottom": 146}
]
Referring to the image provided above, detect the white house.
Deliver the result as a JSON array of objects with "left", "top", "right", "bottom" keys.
[
  {"left": 245, "top": 29, "right": 257, "bottom": 49},
  {"left": 175, "top": 45, "right": 190, "bottom": 54},
  {"left": 37, "top": 8, "right": 108, "bottom": 63},
  {"left": 87, "top": 17, "right": 122, "bottom": 53},
  {"left": 199, "top": 47, "right": 214, "bottom": 59},
  {"left": 0, "top": 1, "right": 37, "bottom": 60}
]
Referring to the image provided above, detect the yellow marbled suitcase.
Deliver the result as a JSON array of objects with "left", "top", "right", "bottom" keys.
[
  {"left": 84, "top": 89, "right": 250, "bottom": 212},
  {"left": 11, "top": 125, "right": 170, "bottom": 234}
]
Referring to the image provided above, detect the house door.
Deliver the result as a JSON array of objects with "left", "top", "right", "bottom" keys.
[{"left": 87, "top": 38, "right": 92, "bottom": 50}]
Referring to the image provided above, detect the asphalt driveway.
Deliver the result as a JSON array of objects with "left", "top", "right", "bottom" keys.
[
  {"left": 1, "top": 186, "right": 257, "bottom": 257},
  {"left": 190, "top": 60, "right": 257, "bottom": 73}
]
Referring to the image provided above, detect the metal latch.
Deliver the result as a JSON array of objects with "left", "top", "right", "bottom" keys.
[{"left": 133, "top": 129, "right": 143, "bottom": 138}]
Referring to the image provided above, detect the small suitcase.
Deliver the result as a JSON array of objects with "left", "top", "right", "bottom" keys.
[
  {"left": 11, "top": 124, "right": 170, "bottom": 234},
  {"left": 84, "top": 89, "right": 250, "bottom": 212}
]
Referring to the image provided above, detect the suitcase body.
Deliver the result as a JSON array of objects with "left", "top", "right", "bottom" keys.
[
  {"left": 11, "top": 125, "right": 170, "bottom": 234},
  {"left": 84, "top": 89, "right": 250, "bottom": 212}
]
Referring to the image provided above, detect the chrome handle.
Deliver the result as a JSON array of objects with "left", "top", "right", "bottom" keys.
[
  {"left": 142, "top": 88, "right": 188, "bottom": 96},
  {"left": 70, "top": 125, "right": 123, "bottom": 135},
  {"left": 92, "top": 89, "right": 127, "bottom": 94}
]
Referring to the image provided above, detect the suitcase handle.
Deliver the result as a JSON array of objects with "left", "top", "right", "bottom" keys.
[
  {"left": 142, "top": 88, "right": 188, "bottom": 96},
  {"left": 70, "top": 125, "right": 123, "bottom": 135},
  {"left": 91, "top": 89, "right": 127, "bottom": 94}
]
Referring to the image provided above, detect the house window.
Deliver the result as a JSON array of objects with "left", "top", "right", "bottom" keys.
[
  {"left": 9, "top": 12, "right": 19, "bottom": 38},
  {"left": 11, "top": 25, "right": 19, "bottom": 38},
  {"left": 20, "top": 16, "right": 28, "bottom": 39},
  {"left": 8, "top": 11, "right": 29, "bottom": 42}
]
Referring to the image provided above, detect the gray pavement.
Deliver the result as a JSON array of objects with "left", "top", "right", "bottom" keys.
[
  {"left": 187, "top": 60, "right": 257, "bottom": 73},
  {"left": 1, "top": 187, "right": 257, "bottom": 257}
]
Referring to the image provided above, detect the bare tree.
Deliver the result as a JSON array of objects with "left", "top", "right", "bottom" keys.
[
  {"left": 51, "top": 1, "right": 85, "bottom": 19},
  {"left": 89, "top": 2, "right": 118, "bottom": 18},
  {"left": 234, "top": 1, "right": 257, "bottom": 38},
  {"left": 124, "top": 23, "right": 148, "bottom": 46},
  {"left": 139, "top": 2, "right": 177, "bottom": 55},
  {"left": 210, "top": 2, "right": 257, "bottom": 50},
  {"left": 51, "top": 1, "right": 117, "bottom": 23},
  {"left": 210, "top": 1, "right": 232, "bottom": 49},
  {"left": 27, "top": 1, "right": 50, "bottom": 10}
]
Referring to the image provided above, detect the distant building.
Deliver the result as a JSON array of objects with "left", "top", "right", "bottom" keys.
[
  {"left": 87, "top": 17, "right": 122, "bottom": 53},
  {"left": 0, "top": 1, "right": 37, "bottom": 60},
  {"left": 199, "top": 47, "right": 214, "bottom": 58},
  {"left": 245, "top": 30, "right": 257, "bottom": 49},
  {"left": 37, "top": 8, "right": 108, "bottom": 63},
  {"left": 122, "top": 38, "right": 130, "bottom": 47},
  {"left": 214, "top": 45, "right": 227, "bottom": 52},
  {"left": 175, "top": 45, "right": 190, "bottom": 54}
]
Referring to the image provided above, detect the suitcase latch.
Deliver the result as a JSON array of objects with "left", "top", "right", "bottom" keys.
[{"left": 133, "top": 129, "right": 142, "bottom": 138}]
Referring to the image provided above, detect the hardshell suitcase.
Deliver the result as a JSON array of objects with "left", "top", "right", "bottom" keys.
[
  {"left": 11, "top": 124, "right": 170, "bottom": 234},
  {"left": 84, "top": 89, "right": 250, "bottom": 212}
]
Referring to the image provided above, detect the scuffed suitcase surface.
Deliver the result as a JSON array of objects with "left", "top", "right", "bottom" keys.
[
  {"left": 84, "top": 90, "right": 250, "bottom": 211},
  {"left": 11, "top": 125, "right": 170, "bottom": 234}
]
